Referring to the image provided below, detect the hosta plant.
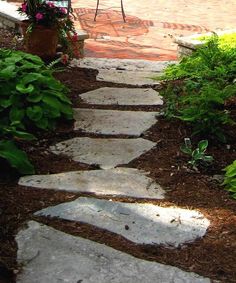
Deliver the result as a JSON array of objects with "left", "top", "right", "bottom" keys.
[
  {"left": 222, "top": 160, "right": 236, "bottom": 199},
  {"left": 0, "top": 48, "right": 73, "bottom": 174},
  {"left": 0, "top": 48, "right": 73, "bottom": 131},
  {"left": 180, "top": 138, "right": 213, "bottom": 169}
]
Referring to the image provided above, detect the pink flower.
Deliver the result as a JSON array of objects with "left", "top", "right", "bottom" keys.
[
  {"left": 60, "top": 7, "right": 67, "bottom": 14},
  {"left": 72, "top": 33, "right": 78, "bottom": 42},
  {"left": 61, "top": 54, "right": 69, "bottom": 64},
  {"left": 35, "top": 13, "right": 44, "bottom": 20},
  {"left": 21, "top": 3, "right": 27, "bottom": 12},
  {"left": 47, "top": 2, "right": 55, "bottom": 8}
]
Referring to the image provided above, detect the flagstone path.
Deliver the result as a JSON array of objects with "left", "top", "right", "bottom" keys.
[
  {"left": 16, "top": 221, "right": 211, "bottom": 283},
  {"left": 17, "top": 59, "right": 211, "bottom": 282},
  {"left": 73, "top": 108, "right": 160, "bottom": 135}
]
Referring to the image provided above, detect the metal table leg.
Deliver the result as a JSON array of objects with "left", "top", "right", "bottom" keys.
[
  {"left": 94, "top": 0, "right": 126, "bottom": 22},
  {"left": 121, "top": 0, "right": 126, "bottom": 22},
  {"left": 94, "top": 0, "right": 100, "bottom": 21}
]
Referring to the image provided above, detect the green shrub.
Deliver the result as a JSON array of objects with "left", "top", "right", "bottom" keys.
[
  {"left": 197, "top": 32, "right": 236, "bottom": 50},
  {"left": 222, "top": 160, "right": 236, "bottom": 199},
  {"left": 0, "top": 49, "right": 73, "bottom": 174},
  {"left": 158, "top": 36, "right": 236, "bottom": 142}
]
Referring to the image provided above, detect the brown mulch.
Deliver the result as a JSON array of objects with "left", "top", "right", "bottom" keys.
[{"left": 0, "top": 28, "right": 236, "bottom": 283}]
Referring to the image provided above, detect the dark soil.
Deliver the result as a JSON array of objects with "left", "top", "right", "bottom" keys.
[{"left": 0, "top": 28, "right": 236, "bottom": 283}]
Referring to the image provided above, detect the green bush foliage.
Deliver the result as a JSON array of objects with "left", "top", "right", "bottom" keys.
[
  {"left": 0, "top": 49, "right": 73, "bottom": 174},
  {"left": 222, "top": 160, "right": 236, "bottom": 199},
  {"left": 197, "top": 32, "right": 236, "bottom": 50},
  {"left": 158, "top": 36, "right": 236, "bottom": 142}
]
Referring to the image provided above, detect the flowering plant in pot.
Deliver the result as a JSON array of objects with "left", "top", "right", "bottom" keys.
[{"left": 18, "top": 0, "right": 76, "bottom": 60}]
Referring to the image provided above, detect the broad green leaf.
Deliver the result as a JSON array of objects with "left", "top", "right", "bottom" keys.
[
  {"left": 0, "top": 98, "right": 12, "bottom": 108},
  {"left": 9, "top": 108, "right": 25, "bottom": 123},
  {"left": 180, "top": 145, "right": 192, "bottom": 155},
  {"left": 11, "top": 130, "right": 36, "bottom": 141},
  {"left": 192, "top": 149, "right": 203, "bottom": 160},
  {"left": 26, "top": 106, "right": 43, "bottom": 122},
  {"left": 35, "top": 117, "right": 49, "bottom": 129},
  {"left": 42, "top": 95, "right": 61, "bottom": 109},
  {"left": 21, "top": 52, "right": 44, "bottom": 65},
  {"left": 21, "top": 73, "right": 44, "bottom": 85},
  {"left": 0, "top": 140, "right": 35, "bottom": 174},
  {"left": 225, "top": 167, "right": 236, "bottom": 178},
  {"left": 198, "top": 140, "right": 208, "bottom": 152},
  {"left": 0, "top": 65, "right": 16, "bottom": 79},
  {"left": 5, "top": 54, "right": 22, "bottom": 64},
  {"left": 202, "top": 155, "right": 213, "bottom": 163},
  {"left": 27, "top": 92, "right": 43, "bottom": 103},
  {"left": 60, "top": 104, "right": 73, "bottom": 118},
  {"left": 16, "top": 83, "right": 34, "bottom": 94}
]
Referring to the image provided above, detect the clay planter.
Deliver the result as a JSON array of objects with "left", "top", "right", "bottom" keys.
[{"left": 20, "top": 21, "right": 59, "bottom": 59}]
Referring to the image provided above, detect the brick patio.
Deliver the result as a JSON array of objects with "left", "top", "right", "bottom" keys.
[{"left": 72, "top": 0, "right": 236, "bottom": 61}]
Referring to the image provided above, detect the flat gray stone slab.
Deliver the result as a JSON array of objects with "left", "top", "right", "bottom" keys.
[
  {"left": 96, "top": 69, "right": 159, "bottom": 86},
  {"left": 36, "top": 197, "right": 210, "bottom": 247},
  {"left": 80, "top": 87, "right": 163, "bottom": 106},
  {"left": 16, "top": 221, "right": 211, "bottom": 283},
  {"left": 71, "top": 58, "right": 175, "bottom": 72},
  {"left": 50, "top": 137, "right": 156, "bottom": 169},
  {"left": 18, "top": 168, "right": 165, "bottom": 199},
  {"left": 74, "top": 108, "right": 159, "bottom": 136}
]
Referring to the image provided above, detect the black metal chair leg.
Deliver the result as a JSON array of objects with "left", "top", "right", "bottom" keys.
[
  {"left": 94, "top": 0, "right": 100, "bottom": 21},
  {"left": 121, "top": 0, "right": 126, "bottom": 22},
  {"left": 94, "top": 0, "right": 126, "bottom": 22}
]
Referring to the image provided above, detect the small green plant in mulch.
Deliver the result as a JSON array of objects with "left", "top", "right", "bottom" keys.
[
  {"left": 222, "top": 160, "right": 236, "bottom": 200},
  {"left": 180, "top": 138, "right": 213, "bottom": 170},
  {"left": 0, "top": 48, "right": 73, "bottom": 174},
  {"left": 156, "top": 35, "right": 236, "bottom": 142}
]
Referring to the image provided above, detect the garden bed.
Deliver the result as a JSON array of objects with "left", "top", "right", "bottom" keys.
[{"left": 0, "top": 28, "right": 236, "bottom": 283}]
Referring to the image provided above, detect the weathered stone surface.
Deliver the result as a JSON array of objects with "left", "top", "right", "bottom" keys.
[
  {"left": 18, "top": 168, "right": 165, "bottom": 199},
  {"left": 80, "top": 87, "right": 163, "bottom": 105},
  {"left": 96, "top": 69, "right": 160, "bottom": 86},
  {"left": 0, "top": 1, "right": 26, "bottom": 24},
  {"left": 16, "top": 221, "right": 211, "bottom": 283},
  {"left": 50, "top": 137, "right": 156, "bottom": 169},
  {"left": 36, "top": 197, "right": 210, "bottom": 246},
  {"left": 70, "top": 58, "right": 175, "bottom": 85},
  {"left": 71, "top": 57, "right": 174, "bottom": 72},
  {"left": 74, "top": 108, "right": 159, "bottom": 136},
  {"left": 174, "top": 29, "right": 236, "bottom": 58}
]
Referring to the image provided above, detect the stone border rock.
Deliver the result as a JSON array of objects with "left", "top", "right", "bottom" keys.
[{"left": 174, "top": 29, "right": 236, "bottom": 58}]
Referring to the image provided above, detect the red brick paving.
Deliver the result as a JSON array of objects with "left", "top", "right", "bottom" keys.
[{"left": 72, "top": 0, "right": 236, "bottom": 61}]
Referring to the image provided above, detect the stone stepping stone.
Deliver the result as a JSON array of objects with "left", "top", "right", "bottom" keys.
[
  {"left": 16, "top": 221, "right": 211, "bottom": 283},
  {"left": 74, "top": 108, "right": 159, "bottom": 136},
  {"left": 80, "top": 87, "right": 163, "bottom": 106},
  {"left": 71, "top": 58, "right": 174, "bottom": 72},
  {"left": 18, "top": 168, "right": 165, "bottom": 199},
  {"left": 70, "top": 58, "right": 176, "bottom": 86},
  {"left": 96, "top": 69, "right": 160, "bottom": 86},
  {"left": 50, "top": 137, "right": 156, "bottom": 169},
  {"left": 35, "top": 197, "right": 210, "bottom": 247}
]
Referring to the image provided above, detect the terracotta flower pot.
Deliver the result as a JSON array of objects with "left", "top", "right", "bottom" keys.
[{"left": 20, "top": 21, "right": 59, "bottom": 59}]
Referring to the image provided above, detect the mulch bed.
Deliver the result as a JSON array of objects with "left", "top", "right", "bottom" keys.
[{"left": 0, "top": 28, "right": 236, "bottom": 283}]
